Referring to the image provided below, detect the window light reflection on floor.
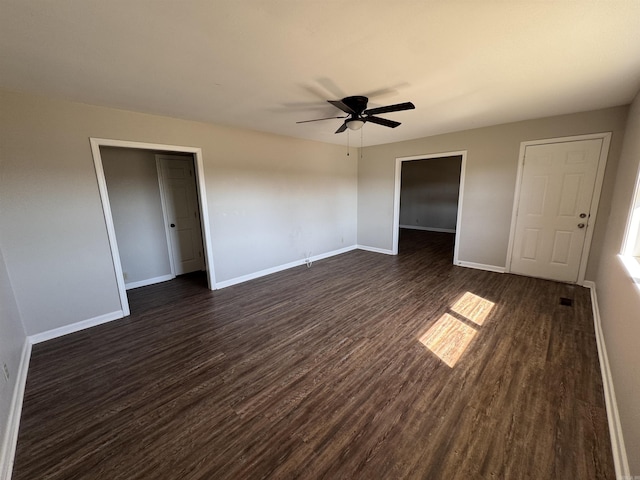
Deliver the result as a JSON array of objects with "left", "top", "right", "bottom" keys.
[
  {"left": 419, "top": 292, "right": 495, "bottom": 367},
  {"left": 450, "top": 291, "right": 495, "bottom": 326},
  {"left": 419, "top": 313, "right": 477, "bottom": 367}
]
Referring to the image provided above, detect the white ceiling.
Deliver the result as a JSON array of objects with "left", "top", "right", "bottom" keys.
[{"left": 2, "top": 1, "right": 640, "bottom": 147}]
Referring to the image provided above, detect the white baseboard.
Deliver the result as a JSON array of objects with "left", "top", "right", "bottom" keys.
[
  {"left": 583, "top": 281, "right": 630, "bottom": 478},
  {"left": 399, "top": 225, "right": 456, "bottom": 233},
  {"left": 357, "top": 245, "right": 395, "bottom": 255},
  {"left": 311, "top": 246, "right": 357, "bottom": 262},
  {"left": 216, "top": 246, "right": 358, "bottom": 289},
  {"left": 28, "top": 310, "right": 124, "bottom": 344},
  {"left": 455, "top": 260, "right": 505, "bottom": 273},
  {"left": 125, "top": 274, "right": 174, "bottom": 290},
  {"left": 0, "top": 339, "right": 31, "bottom": 480}
]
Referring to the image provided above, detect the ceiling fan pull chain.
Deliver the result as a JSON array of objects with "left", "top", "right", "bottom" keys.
[{"left": 346, "top": 128, "right": 350, "bottom": 156}]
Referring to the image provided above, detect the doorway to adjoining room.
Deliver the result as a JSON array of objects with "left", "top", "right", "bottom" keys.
[{"left": 394, "top": 152, "right": 465, "bottom": 262}]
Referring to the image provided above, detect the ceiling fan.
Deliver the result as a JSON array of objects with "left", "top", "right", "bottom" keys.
[{"left": 297, "top": 95, "right": 415, "bottom": 133}]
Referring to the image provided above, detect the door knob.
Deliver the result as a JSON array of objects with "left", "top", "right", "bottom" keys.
[
  {"left": 578, "top": 223, "right": 585, "bottom": 229},
  {"left": 579, "top": 213, "right": 587, "bottom": 218},
  {"left": 170, "top": 223, "right": 175, "bottom": 228}
]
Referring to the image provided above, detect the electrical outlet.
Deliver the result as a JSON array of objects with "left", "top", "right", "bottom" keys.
[{"left": 2, "top": 363, "right": 9, "bottom": 382}]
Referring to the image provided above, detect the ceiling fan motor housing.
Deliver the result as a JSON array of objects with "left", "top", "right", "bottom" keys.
[{"left": 342, "top": 96, "right": 369, "bottom": 115}]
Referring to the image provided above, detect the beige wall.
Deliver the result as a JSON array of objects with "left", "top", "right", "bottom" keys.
[
  {"left": 593, "top": 92, "right": 640, "bottom": 474},
  {"left": 358, "top": 107, "right": 628, "bottom": 270},
  {"left": 0, "top": 89, "right": 357, "bottom": 336}
]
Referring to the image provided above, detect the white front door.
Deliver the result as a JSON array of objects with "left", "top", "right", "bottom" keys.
[
  {"left": 158, "top": 156, "right": 205, "bottom": 275},
  {"left": 509, "top": 138, "right": 604, "bottom": 283}
]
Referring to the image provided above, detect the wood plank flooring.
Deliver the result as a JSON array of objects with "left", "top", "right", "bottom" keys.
[{"left": 12, "top": 230, "right": 615, "bottom": 479}]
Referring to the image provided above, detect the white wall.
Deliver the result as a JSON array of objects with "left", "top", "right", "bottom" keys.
[
  {"left": 0, "top": 89, "right": 357, "bottom": 336},
  {"left": 399, "top": 156, "right": 461, "bottom": 231},
  {"left": 101, "top": 147, "right": 173, "bottom": 286},
  {"left": 358, "top": 107, "right": 628, "bottom": 272},
  {"left": 593, "top": 91, "right": 640, "bottom": 474},
  {"left": 0, "top": 246, "right": 26, "bottom": 475}
]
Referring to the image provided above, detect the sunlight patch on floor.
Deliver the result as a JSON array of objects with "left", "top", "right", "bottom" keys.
[
  {"left": 419, "top": 313, "right": 478, "bottom": 367},
  {"left": 419, "top": 291, "right": 496, "bottom": 367},
  {"left": 451, "top": 291, "right": 495, "bottom": 326}
]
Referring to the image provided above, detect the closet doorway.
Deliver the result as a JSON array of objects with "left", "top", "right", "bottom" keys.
[{"left": 91, "top": 138, "right": 215, "bottom": 317}]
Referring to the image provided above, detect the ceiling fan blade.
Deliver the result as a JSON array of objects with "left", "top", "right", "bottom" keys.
[
  {"left": 296, "top": 115, "right": 347, "bottom": 124},
  {"left": 365, "top": 116, "right": 401, "bottom": 128},
  {"left": 316, "top": 78, "right": 346, "bottom": 99},
  {"left": 328, "top": 100, "right": 356, "bottom": 114},
  {"left": 335, "top": 122, "right": 348, "bottom": 133},
  {"left": 364, "top": 102, "right": 415, "bottom": 116},
  {"left": 362, "top": 82, "right": 410, "bottom": 100}
]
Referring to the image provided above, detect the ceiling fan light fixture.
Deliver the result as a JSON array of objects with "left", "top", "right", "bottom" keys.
[{"left": 347, "top": 119, "right": 364, "bottom": 131}]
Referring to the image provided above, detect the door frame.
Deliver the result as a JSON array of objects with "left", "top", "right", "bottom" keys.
[
  {"left": 90, "top": 138, "right": 216, "bottom": 317},
  {"left": 392, "top": 150, "right": 467, "bottom": 263},
  {"left": 505, "top": 132, "right": 612, "bottom": 284}
]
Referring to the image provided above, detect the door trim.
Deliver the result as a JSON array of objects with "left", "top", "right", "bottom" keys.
[
  {"left": 505, "top": 132, "right": 612, "bottom": 284},
  {"left": 392, "top": 150, "right": 467, "bottom": 264},
  {"left": 90, "top": 138, "right": 217, "bottom": 317}
]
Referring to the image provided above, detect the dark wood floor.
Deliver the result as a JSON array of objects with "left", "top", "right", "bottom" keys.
[{"left": 13, "top": 230, "right": 614, "bottom": 479}]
